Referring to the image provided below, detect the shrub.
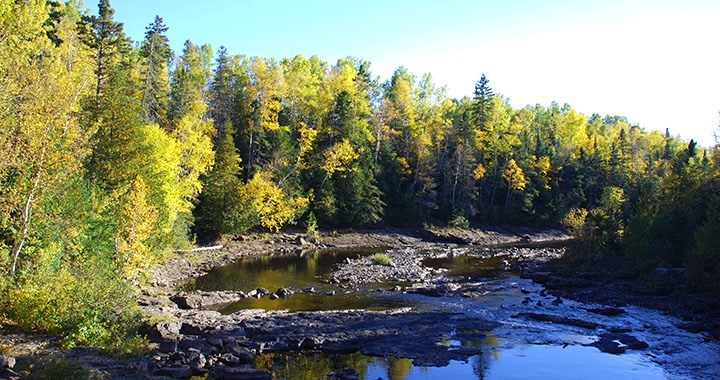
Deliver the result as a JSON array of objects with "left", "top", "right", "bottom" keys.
[
  {"left": 449, "top": 214, "right": 470, "bottom": 229},
  {"left": 370, "top": 253, "right": 392, "bottom": 266}
]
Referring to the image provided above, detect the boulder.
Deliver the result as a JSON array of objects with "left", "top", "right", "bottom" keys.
[{"left": 155, "top": 365, "right": 192, "bottom": 379}]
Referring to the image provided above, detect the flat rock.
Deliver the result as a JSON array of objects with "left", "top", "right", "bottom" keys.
[
  {"left": 515, "top": 312, "right": 599, "bottom": 330},
  {"left": 171, "top": 291, "right": 245, "bottom": 309}
]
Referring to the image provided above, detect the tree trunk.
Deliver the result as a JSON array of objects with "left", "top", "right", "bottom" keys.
[{"left": 11, "top": 138, "right": 48, "bottom": 278}]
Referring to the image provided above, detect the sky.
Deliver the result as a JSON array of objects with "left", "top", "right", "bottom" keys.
[{"left": 90, "top": 0, "right": 720, "bottom": 146}]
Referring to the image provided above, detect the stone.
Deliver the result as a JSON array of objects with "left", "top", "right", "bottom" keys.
[
  {"left": 155, "top": 365, "right": 192, "bottom": 379},
  {"left": 586, "top": 307, "right": 625, "bottom": 316},
  {"left": 145, "top": 321, "right": 183, "bottom": 340},
  {"left": 0, "top": 356, "right": 15, "bottom": 369},
  {"left": 180, "top": 323, "right": 204, "bottom": 336},
  {"left": 295, "top": 236, "right": 308, "bottom": 245},
  {"left": 158, "top": 341, "right": 178, "bottom": 353},
  {"left": 226, "top": 343, "right": 255, "bottom": 364},
  {"left": 213, "top": 366, "right": 272, "bottom": 380},
  {"left": 219, "top": 353, "right": 241, "bottom": 365},
  {"left": 275, "top": 287, "right": 294, "bottom": 298},
  {"left": 516, "top": 312, "right": 599, "bottom": 330}
]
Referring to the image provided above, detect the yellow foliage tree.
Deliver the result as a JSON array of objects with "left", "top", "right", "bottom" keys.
[
  {"left": 116, "top": 176, "right": 158, "bottom": 277},
  {"left": 240, "top": 172, "right": 309, "bottom": 232}
]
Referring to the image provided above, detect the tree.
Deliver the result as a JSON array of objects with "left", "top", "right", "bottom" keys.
[
  {"left": 78, "top": 0, "right": 129, "bottom": 100},
  {"left": 503, "top": 158, "right": 526, "bottom": 215},
  {"left": 140, "top": 16, "right": 172, "bottom": 126},
  {"left": 194, "top": 124, "right": 247, "bottom": 236}
]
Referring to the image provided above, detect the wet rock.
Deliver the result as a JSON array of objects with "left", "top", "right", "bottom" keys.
[
  {"left": 247, "top": 288, "right": 270, "bottom": 298},
  {"left": 274, "top": 287, "right": 294, "bottom": 298},
  {"left": 588, "top": 333, "right": 648, "bottom": 354},
  {"left": 213, "top": 366, "right": 272, "bottom": 380},
  {"left": 171, "top": 291, "right": 246, "bottom": 309},
  {"left": 586, "top": 307, "right": 625, "bottom": 316},
  {"left": 406, "top": 283, "right": 461, "bottom": 297},
  {"left": 328, "top": 368, "right": 359, "bottom": 380},
  {"left": 516, "top": 312, "right": 599, "bottom": 330}
]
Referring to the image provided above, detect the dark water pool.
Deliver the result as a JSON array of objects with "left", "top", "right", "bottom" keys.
[{"left": 184, "top": 247, "right": 414, "bottom": 312}]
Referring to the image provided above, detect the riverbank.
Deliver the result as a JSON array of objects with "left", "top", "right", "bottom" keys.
[{"left": 2, "top": 226, "right": 718, "bottom": 379}]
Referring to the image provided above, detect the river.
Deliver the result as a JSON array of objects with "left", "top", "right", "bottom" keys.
[{"left": 183, "top": 246, "right": 719, "bottom": 380}]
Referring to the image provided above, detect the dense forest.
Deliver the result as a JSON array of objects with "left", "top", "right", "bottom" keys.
[{"left": 1, "top": 0, "right": 719, "bottom": 349}]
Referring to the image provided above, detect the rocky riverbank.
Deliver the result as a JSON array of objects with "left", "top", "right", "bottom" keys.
[{"left": 4, "top": 226, "right": 718, "bottom": 379}]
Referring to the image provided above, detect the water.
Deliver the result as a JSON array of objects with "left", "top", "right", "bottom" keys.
[
  {"left": 256, "top": 343, "right": 666, "bottom": 380},
  {"left": 187, "top": 246, "right": 719, "bottom": 379},
  {"left": 184, "top": 247, "right": 414, "bottom": 312}
]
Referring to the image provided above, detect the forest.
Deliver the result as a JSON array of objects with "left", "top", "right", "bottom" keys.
[{"left": 1, "top": 0, "right": 719, "bottom": 349}]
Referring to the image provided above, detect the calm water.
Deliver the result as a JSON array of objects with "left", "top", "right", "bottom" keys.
[
  {"left": 187, "top": 246, "right": 719, "bottom": 379},
  {"left": 185, "top": 247, "right": 414, "bottom": 312}
]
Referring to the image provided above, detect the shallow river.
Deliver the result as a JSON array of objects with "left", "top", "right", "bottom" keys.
[{"left": 185, "top": 247, "right": 720, "bottom": 380}]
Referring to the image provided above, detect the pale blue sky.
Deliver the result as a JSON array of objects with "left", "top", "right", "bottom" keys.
[{"left": 93, "top": 0, "right": 720, "bottom": 146}]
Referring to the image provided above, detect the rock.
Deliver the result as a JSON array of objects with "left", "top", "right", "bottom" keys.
[
  {"left": 274, "top": 287, "right": 294, "bottom": 298},
  {"left": 586, "top": 307, "right": 625, "bottom": 316},
  {"left": 247, "top": 288, "right": 270, "bottom": 298},
  {"left": 551, "top": 297, "right": 563, "bottom": 305},
  {"left": 155, "top": 365, "right": 192, "bottom": 378},
  {"left": 219, "top": 353, "right": 241, "bottom": 365},
  {"left": 207, "top": 337, "right": 224, "bottom": 347},
  {"left": 295, "top": 236, "right": 307, "bottom": 245},
  {"left": 588, "top": 333, "right": 648, "bottom": 354},
  {"left": 328, "top": 368, "right": 360, "bottom": 380},
  {"left": 303, "top": 287, "right": 316, "bottom": 294},
  {"left": 180, "top": 323, "right": 204, "bottom": 336},
  {"left": 268, "top": 293, "right": 279, "bottom": 300},
  {"left": 213, "top": 366, "right": 272, "bottom": 380},
  {"left": 158, "top": 341, "right": 178, "bottom": 353},
  {"left": 145, "top": 321, "right": 183, "bottom": 340},
  {"left": 3, "top": 368, "right": 21, "bottom": 379},
  {"left": 648, "top": 268, "right": 686, "bottom": 295},
  {"left": 171, "top": 291, "right": 245, "bottom": 309},
  {"left": 516, "top": 312, "right": 599, "bottom": 330},
  {"left": 226, "top": 343, "right": 255, "bottom": 364},
  {"left": 0, "top": 356, "right": 15, "bottom": 369},
  {"left": 326, "top": 290, "right": 336, "bottom": 296},
  {"left": 188, "top": 353, "right": 207, "bottom": 373}
]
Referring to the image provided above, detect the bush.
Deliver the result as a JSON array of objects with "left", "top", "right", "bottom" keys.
[
  {"left": 370, "top": 253, "right": 392, "bottom": 266},
  {"left": 4, "top": 255, "right": 145, "bottom": 352},
  {"left": 449, "top": 214, "right": 470, "bottom": 229}
]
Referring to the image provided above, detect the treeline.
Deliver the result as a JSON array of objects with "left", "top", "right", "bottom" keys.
[{"left": 1, "top": 0, "right": 718, "bottom": 348}]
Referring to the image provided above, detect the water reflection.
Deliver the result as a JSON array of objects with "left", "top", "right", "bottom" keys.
[{"left": 255, "top": 341, "right": 666, "bottom": 380}]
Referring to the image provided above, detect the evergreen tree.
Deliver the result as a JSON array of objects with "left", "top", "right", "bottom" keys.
[
  {"left": 140, "top": 16, "right": 172, "bottom": 126},
  {"left": 78, "top": 0, "right": 129, "bottom": 100}
]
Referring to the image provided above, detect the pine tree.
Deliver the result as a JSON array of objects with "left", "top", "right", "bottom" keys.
[
  {"left": 140, "top": 16, "right": 172, "bottom": 126},
  {"left": 78, "top": 0, "right": 129, "bottom": 100}
]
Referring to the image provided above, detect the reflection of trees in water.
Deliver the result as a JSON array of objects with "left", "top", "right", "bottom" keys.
[
  {"left": 472, "top": 333, "right": 500, "bottom": 380},
  {"left": 387, "top": 357, "right": 412, "bottom": 379},
  {"left": 255, "top": 352, "right": 372, "bottom": 380}
]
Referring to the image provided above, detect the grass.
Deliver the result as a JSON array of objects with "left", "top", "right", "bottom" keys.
[{"left": 370, "top": 253, "right": 393, "bottom": 266}]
